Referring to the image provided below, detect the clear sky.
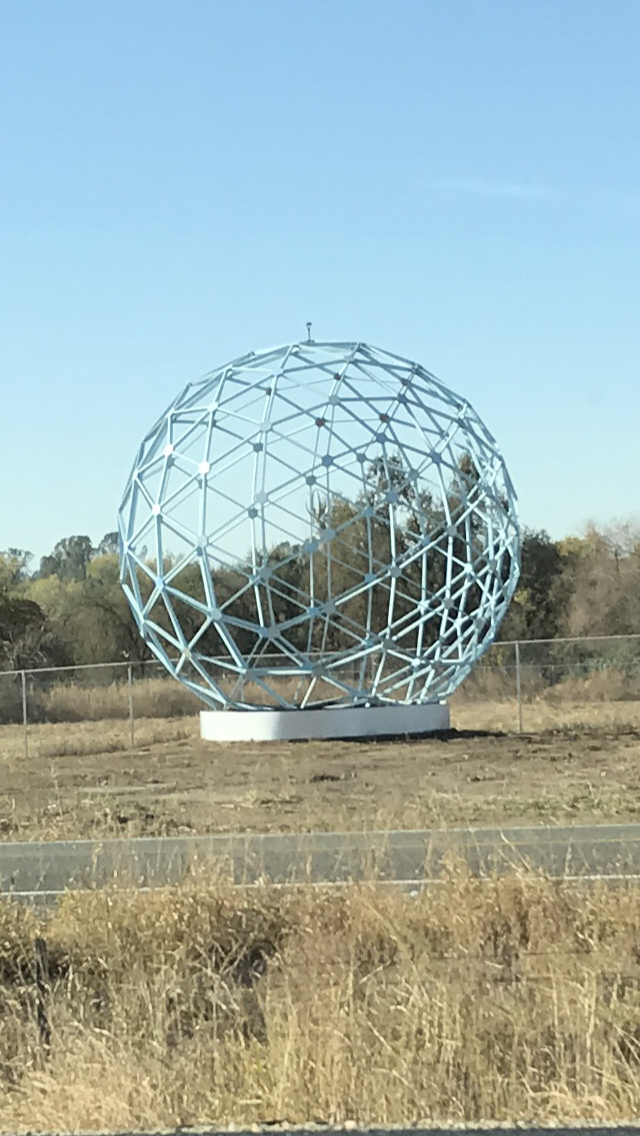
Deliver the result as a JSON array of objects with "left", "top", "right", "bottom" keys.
[{"left": 2, "top": 0, "right": 638, "bottom": 568}]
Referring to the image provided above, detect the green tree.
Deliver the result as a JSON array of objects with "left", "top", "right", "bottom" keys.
[
  {"left": 96, "top": 531, "right": 119, "bottom": 556},
  {"left": 0, "top": 589, "right": 56, "bottom": 670},
  {"left": 0, "top": 549, "right": 33, "bottom": 587},
  {"left": 82, "top": 553, "right": 153, "bottom": 664},
  {"left": 0, "top": 552, "right": 65, "bottom": 669},
  {"left": 500, "top": 529, "right": 574, "bottom": 641},
  {"left": 40, "top": 535, "right": 94, "bottom": 582}
]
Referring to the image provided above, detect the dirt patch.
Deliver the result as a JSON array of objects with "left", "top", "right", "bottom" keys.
[{"left": 1, "top": 706, "right": 640, "bottom": 840}]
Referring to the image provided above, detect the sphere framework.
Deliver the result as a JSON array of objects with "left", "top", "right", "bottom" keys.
[{"left": 118, "top": 341, "right": 520, "bottom": 710}]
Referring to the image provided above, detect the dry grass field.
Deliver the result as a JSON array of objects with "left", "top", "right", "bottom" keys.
[
  {"left": 3, "top": 870, "right": 640, "bottom": 1130},
  {"left": 1, "top": 678, "right": 640, "bottom": 1132},
  {"left": 0, "top": 677, "right": 639, "bottom": 839}
]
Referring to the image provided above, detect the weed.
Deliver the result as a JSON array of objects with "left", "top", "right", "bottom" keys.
[{"left": 1, "top": 873, "right": 640, "bottom": 1129}]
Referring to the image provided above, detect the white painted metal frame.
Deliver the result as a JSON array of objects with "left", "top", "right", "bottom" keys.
[{"left": 118, "top": 341, "right": 520, "bottom": 710}]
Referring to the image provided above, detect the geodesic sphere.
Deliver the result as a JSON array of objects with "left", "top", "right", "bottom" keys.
[{"left": 118, "top": 341, "right": 520, "bottom": 710}]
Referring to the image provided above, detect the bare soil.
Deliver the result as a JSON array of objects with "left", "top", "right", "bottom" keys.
[{"left": 1, "top": 711, "right": 640, "bottom": 840}]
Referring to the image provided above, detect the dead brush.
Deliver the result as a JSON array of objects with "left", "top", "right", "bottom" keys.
[
  {"left": 3, "top": 871, "right": 640, "bottom": 1129},
  {"left": 40, "top": 679, "right": 202, "bottom": 723}
]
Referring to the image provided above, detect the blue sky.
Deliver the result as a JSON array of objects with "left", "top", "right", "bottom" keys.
[{"left": 2, "top": 0, "right": 638, "bottom": 568}]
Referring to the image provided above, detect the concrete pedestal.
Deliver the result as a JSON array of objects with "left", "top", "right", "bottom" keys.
[{"left": 200, "top": 702, "right": 450, "bottom": 742}]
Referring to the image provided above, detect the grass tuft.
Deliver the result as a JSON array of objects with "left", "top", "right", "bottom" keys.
[{"left": 2, "top": 872, "right": 640, "bottom": 1129}]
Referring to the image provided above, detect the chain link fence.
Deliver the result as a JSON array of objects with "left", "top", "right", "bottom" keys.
[
  {"left": 1, "top": 635, "right": 640, "bottom": 758},
  {"left": 453, "top": 634, "right": 640, "bottom": 732}
]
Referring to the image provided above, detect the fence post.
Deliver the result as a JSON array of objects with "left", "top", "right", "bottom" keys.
[
  {"left": 127, "top": 664, "right": 135, "bottom": 747},
  {"left": 21, "top": 670, "right": 29, "bottom": 760},
  {"left": 514, "top": 641, "right": 523, "bottom": 734}
]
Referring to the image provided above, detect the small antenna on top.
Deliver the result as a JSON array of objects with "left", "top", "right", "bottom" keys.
[{"left": 306, "top": 321, "right": 312, "bottom": 343}]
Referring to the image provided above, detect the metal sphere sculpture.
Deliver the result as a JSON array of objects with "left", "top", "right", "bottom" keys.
[{"left": 118, "top": 341, "right": 520, "bottom": 710}]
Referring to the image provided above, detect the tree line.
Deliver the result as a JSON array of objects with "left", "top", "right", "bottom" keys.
[{"left": 1, "top": 519, "right": 639, "bottom": 673}]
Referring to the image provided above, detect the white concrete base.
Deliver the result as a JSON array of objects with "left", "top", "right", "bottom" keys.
[{"left": 200, "top": 702, "right": 450, "bottom": 742}]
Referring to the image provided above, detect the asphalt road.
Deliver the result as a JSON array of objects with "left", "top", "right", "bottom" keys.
[{"left": 3, "top": 822, "right": 640, "bottom": 902}]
